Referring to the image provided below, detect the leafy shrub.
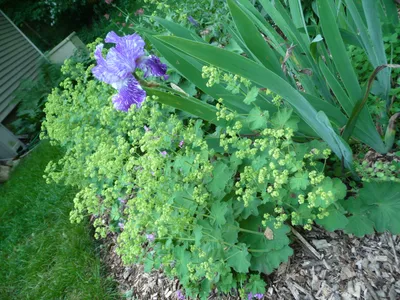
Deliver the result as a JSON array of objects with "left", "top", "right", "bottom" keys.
[
  {"left": 10, "top": 48, "right": 92, "bottom": 143},
  {"left": 42, "top": 47, "right": 349, "bottom": 298},
  {"left": 11, "top": 61, "right": 63, "bottom": 139},
  {"left": 148, "top": 0, "right": 400, "bottom": 162}
]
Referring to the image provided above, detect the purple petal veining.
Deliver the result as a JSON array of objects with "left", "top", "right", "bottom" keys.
[
  {"left": 138, "top": 55, "right": 168, "bottom": 80},
  {"left": 112, "top": 75, "right": 146, "bottom": 111},
  {"left": 92, "top": 31, "right": 168, "bottom": 111}
]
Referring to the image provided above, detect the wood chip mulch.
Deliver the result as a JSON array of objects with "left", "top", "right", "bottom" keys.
[{"left": 102, "top": 227, "right": 400, "bottom": 300}]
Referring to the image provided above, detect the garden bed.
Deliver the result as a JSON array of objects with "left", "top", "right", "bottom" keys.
[
  {"left": 39, "top": 1, "right": 400, "bottom": 299},
  {"left": 102, "top": 227, "right": 400, "bottom": 300}
]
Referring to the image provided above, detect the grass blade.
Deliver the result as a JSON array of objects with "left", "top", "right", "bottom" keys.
[
  {"left": 362, "top": 0, "right": 390, "bottom": 100},
  {"left": 319, "top": 60, "right": 353, "bottom": 116},
  {"left": 381, "top": 0, "right": 399, "bottom": 25}
]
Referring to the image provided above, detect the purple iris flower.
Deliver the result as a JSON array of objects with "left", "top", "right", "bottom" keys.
[
  {"left": 179, "top": 140, "right": 184, "bottom": 148},
  {"left": 187, "top": 15, "right": 199, "bottom": 27},
  {"left": 92, "top": 31, "right": 168, "bottom": 111},
  {"left": 248, "top": 293, "right": 264, "bottom": 300},
  {"left": 176, "top": 290, "right": 185, "bottom": 300},
  {"left": 146, "top": 234, "right": 155, "bottom": 242}
]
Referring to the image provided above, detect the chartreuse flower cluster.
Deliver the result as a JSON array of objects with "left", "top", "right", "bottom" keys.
[{"left": 42, "top": 53, "right": 347, "bottom": 299}]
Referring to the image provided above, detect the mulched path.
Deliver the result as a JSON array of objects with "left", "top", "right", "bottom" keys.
[{"left": 102, "top": 226, "right": 400, "bottom": 300}]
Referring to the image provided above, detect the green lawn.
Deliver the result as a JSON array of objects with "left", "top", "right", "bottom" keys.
[{"left": 0, "top": 142, "right": 118, "bottom": 299}]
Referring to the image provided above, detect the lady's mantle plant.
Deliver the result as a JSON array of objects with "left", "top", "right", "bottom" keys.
[{"left": 42, "top": 34, "right": 347, "bottom": 299}]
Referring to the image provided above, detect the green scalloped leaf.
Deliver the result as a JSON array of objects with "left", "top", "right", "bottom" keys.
[
  {"left": 344, "top": 215, "right": 375, "bottom": 237},
  {"left": 247, "top": 274, "right": 266, "bottom": 294},
  {"left": 240, "top": 217, "right": 291, "bottom": 254},
  {"left": 226, "top": 243, "right": 251, "bottom": 273},
  {"left": 247, "top": 107, "right": 269, "bottom": 130},
  {"left": 207, "top": 161, "right": 235, "bottom": 199},
  {"left": 316, "top": 205, "right": 349, "bottom": 231},
  {"left": 313, "top": 177, "right": 347, "bottom": 208},
  {"left": 244, "top": 87, "right": 259, "bottom": 105},
  {"left": 360, "top": 181, "right": 400, "bottom": 234},
  {"left": 289, "top": 171, "right": 309, "bottom": 191},
  {"left": 250, "top": 245, "right": 293, "bottom": 274},
  {"left": 241, "top": 198, "right": 262, "bottom": 219},
  {"left": 193, "top": 225, "right": 203, "bottom": 247},
  {"left": 173, "top": 246, "right": 191, "bottom": 284},
  {"left": 342, "top": 181, "right": 400, "bottom": 236},
  {"left": 210, "top": 201, "right": 228, "bottom": 227}
]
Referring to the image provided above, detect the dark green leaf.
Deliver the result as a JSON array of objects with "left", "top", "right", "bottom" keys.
[
  {"left": 226, "top": 243, "right": 251, "bottom": 273},
  {"left": 250, "top": 245, "right": 293, "bottom": 274},
  {"left": 316, "top": 205, "right": 349, "bottom": 231},
  {"left": 210, "top": 201, "right": 228, "bottom": 227}
]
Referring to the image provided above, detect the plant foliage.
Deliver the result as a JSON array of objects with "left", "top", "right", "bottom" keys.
[
  {"left": 41, "top": 0, "right": 400, "bottom": 299},
  {"left": 42, "top": 47, "right": 349, "bottom": 298}
]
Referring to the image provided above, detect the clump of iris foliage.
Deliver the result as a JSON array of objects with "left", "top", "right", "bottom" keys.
[
  {"left": 42, "top": 0, "right": 400, "bottom": 299},
  {"left": 0, "top": 142, "right": 117, "bottom": 299}
]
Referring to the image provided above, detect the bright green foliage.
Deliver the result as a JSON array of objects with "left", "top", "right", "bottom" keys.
[
  {"left": 290, "top": 172, "right": 309, "bottom": 191},
  {"left": 244, "top": 87, "right": 259, "bottom": 105},
  {"left": 247, "top": 107, "right": 269, "bottom": 130},
  {"left": 150, "top": 0, "right": 400, "bottom": 159},
  {"left": 142, "top": 0, "right": 230, "bottom": 43},
  {"left": 42, "top": 52, "right": 349, "bottom": 298},
  {"left": 341, "top": 181, "right": 400, "bottom": 236}
]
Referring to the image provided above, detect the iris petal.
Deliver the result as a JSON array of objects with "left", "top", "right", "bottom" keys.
[
  {"left": 92, "top": 31, "right": 168, "bottom": 111},
  {"left": 104, "top": 31, "right": 121, "bottom": 43},
  {"left": 111, "top": 75, "right": 146, "bottom": 111},
  {"left": 105, "top": 31, "right": 145, "bottom": 73},
  {"left": 92, "top": 43, "right": 129, "bottom": 84},
  {"left": 138, "top": 55, "right": 168, "bottom": 80}
]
